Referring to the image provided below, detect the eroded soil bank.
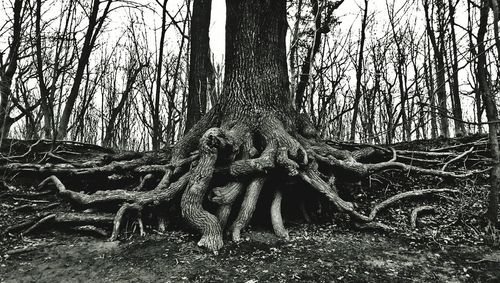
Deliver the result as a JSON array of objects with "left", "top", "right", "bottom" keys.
[{"left": 1, "top": 137, "right": 499, "bottom": 282}]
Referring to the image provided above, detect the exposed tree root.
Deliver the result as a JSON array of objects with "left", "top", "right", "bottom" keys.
[
  {"left": 71, "top": 225, "right": 109, "bottom": 237},
  {"left": 5, "top": 212, "right": 114, "bottom": 236},
  {"left": 13, "top": 203, "right": 59, "bottom": 212},
  {"left": 410, "top": 206, "right": 436, "bottom": 229},
  {"left": 2, "top": 118, "right": 487, "bottom": 253},
  {"left": 271, "top": 188, "right": 289, "bottom": 239},
  {"left": 181, "top": 128, "right": 226, "bottom": 252},
  {"left": 231, "top": 178, "right": 265, "bottom": 242},
  {"left": 212, "top": 182, "right": 244, "bottom": 228}
]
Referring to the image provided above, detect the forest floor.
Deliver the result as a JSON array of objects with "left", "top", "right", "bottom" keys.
[{"left": 1, "top": 137, "right": 500, "bottom": 282}]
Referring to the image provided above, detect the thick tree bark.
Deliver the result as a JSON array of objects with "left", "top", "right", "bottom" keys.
[
  {"left": 218, "top": 0, "right": 293, "bottom": 122},
  {"left": 185, "top": 0, "right": 212, "bottom": 133},
  {"left": 179, "top": 0, "right": 302, "bottom": 250}
]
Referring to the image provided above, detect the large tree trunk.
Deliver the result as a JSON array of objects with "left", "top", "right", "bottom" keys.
[
  {"left": 178, "top": 0, "right": 302, "bottom": 251},
  {"left": 219, "top": 0, "right": 292, "bottom": 121}
]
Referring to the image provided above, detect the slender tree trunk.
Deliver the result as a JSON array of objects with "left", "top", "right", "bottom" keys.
[
  {"left": 448, "top": 0, "right": 466, "bottom": 136},
  {"left": 395, "top": 57, "right": 410, "bottom": 141},
  {"left": 185, "top": 0, "right": 212, "bottom": 133},
  {"left": 387, "top": 0, "right": 410, "bottom": 141},
  {"left": 0, "top": 83, "right": 13, "bottom": 142},
  {"left": 103, "top": 64, "right": 145, "bottom": 147},
  {"left": 349, "top": 0, "right": 368, "bottom": 142},
  {"left": 477, "top": 0, "right": 499, "bottom": 228},
  {"left": 152, "top": 0, "right": 168, "bottom": 150},
  {"left": 170, "top": 0, "right": 190, "bottom": 138},
  {"left": 57, "top": 0, "right": 112, "bottom": 139},
  {"left": 295, "top": 0, "right": 343, "bottom": 112},
  {"left": 289, "top": 0, "right": 303, "bottom": 101},
  {"left": 424, "top": 0, "right": 449, "bottom": 138},
  {"left": 491, "top": 0, "right": 500, "bottom": 61},
  {"left": 466, "top": 0, "right": 483, "bottom": 134},
  {"left": 295, "top": 0, "right": 321, "bottom": 112},
  {"left": 34, "top": 0, "right": 54, "bottom": 139},
  {"left": 0, "top": 0, "right": 23, "bottom": 143},
  {"left": 424, "top": 41, "right": 438, "bottom": 139}
]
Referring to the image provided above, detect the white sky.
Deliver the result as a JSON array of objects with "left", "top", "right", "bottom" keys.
[
  {"left": 207, "top": 0, "right": 365, "bottom": 63},
  {"left": 209, "top": 0, "right": 226, "bottom": 63}
]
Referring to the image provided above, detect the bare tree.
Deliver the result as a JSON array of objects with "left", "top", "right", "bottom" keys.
[
  {"left": 386, "top": 0, "right": 411, "bottom": 141},
  {"left": 103, "top": 59, "right": 146, "bottom": 148},
  {"left": 57, "top": 0, "right": 113, "bottom": 139},
  {"left": 150, "top": 0, "right": 168, "bottom": 150},
  {"left": 448, "top": 0, "right": 466, "bottom": 136},
  {"left": 423, "top": 0, "right": 450, "bottom": 138},
  {"left": 491, "top": 0, "right": 500, "bottom": 63},
  {"left": 477, "top": 0, "right": 499, "bottom": 229},
  {"left": 0, "top": 0, "right": 24, "bottom": 143},
  {"left": 349, "top": 0, "right": 368, "bottom": 141},
  {"left": 294, "top": 0, "right": 343, "bottom": 112},
  {"left": 185, "top": 0, "right": 212, "bottom": 133}
]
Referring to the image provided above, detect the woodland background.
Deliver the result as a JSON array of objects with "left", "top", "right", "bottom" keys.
[
  {"left": 1, "top": 0, "right": 499, "bottom": 150},
  {"left": 1, "top": 1, "right": 500, "bottom": 281}
]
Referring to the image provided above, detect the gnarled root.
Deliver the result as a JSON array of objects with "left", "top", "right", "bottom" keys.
[
  {"left": 212, "top": 182, "right": 245, "bottom": 228},
  {"left": 181, "top": 129, "right": 226, "bottom": 252},
  {"left": 231, "top": 178, "right": 266, "bottom": 242},
  {"left": 271, "top": 187, "right": 289, "bottom": 239},
  {"left": 3, "top": 111, "right": 484, "bottom": 253},
  {"left": 6, "top": 212, "right": 114, "bottom": 236},
  {"left": 302, "top": 165, "right": 459, "bottom": 224},
  {"left": 181, "top": 124, "right": 249, "bottom": 252}
]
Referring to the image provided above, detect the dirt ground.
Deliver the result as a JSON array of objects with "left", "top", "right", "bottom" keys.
[{"left": 1, "top": 224, "right": 499, "bottom": 282}]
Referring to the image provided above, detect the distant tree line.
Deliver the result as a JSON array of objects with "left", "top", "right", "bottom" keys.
[{"left": 0, "top": 0, "right": 499, "bottom": 149}]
